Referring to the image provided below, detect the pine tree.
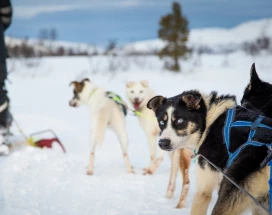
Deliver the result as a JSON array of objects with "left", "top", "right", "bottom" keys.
[{"left": 158, "top": 2, "right": 191, "bottom": 72}]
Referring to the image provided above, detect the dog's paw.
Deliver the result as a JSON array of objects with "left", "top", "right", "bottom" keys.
[
  {"left": 142, "top": 166, "right": 152, "bottom": 171},
  {"left": 176, "top": 201, "right": 186, "bottom": 209},
  {"left": 166, "top": 190, "right": 174, "bottom": 199},
  {"left": 86, "top": 169, "right": 94, "bottom": 175},
  {"left": 127, "top": 170, "right": 135, "bottom": 174},
  {"left": 142, "top": 168, "right": 154, "bottom": 175}
]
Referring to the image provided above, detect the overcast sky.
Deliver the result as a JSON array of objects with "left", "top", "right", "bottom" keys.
[{"left": 6, "top": 0, "right": 272, "bottom": 45}]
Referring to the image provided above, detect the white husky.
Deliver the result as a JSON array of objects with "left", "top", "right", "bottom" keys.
[
  {"left": 126, "top": 80, "right": 193, "bottom": 208},
  {"left": 69, "top": 78, "right": 133, "bottom": 175},
  {"left": 126, "top": 80, "right": 164, "bottom": 174}
]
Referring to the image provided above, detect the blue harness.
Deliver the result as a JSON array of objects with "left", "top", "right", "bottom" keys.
[
  {"left": 224, "top": 107, "right": 272, "bottom": 167},
  {"left": 224, "top": 107, "right": 272, "bottom": 211}
]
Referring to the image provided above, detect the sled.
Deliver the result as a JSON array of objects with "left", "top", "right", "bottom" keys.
[{"left": 28, "top": 129, "right": 66, "bottom": 153}]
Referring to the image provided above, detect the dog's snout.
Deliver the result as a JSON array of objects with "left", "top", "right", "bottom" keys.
[
  {"left": 134, "top": 97, "right": 139, "bottom": 102},
  {"left": 159, "top": 139, "right": 171, "bottom": 150},
  {"left": 69, "top": 101, "right": 76, "bottom": 107}
]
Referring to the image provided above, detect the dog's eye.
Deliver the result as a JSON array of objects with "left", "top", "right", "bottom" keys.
[
  {"left": 159, "top": 121, "right": 164, "bottom": 126},
  {"left": 176, "top": 118, "right": 183, "bottom": 124},
  {"left": 131, "top": 90, "right": 134, "bottom": 94},
  {"left": 140, "top": 90, "right": 143, "bottom": 93}
]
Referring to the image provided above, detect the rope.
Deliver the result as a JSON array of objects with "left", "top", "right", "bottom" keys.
[
  {"left": 196, "top": 154, "right": 270, "bottom": 214},
  {"left": 134, "top": 110, "right": 157, "bottom": 121},
  {"left": 12, "top": 117, "right": 35, "bottom": 146},
  {"left": 111, "top": 98, "right": 157, "bottom": 122}
]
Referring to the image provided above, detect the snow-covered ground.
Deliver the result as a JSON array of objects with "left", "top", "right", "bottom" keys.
[{"left": 0, "top": 51, "right": 272, "bottom": 215}]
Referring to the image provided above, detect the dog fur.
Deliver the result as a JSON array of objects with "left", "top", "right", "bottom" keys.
[
  {"left": 126, "top": 80, "right": 193, "bottom": 208},
  {"left": 126, "top": 80, "right": 163, "bottom": 174},
  {"left": 241, "top": 63, "right": 272, "bottom": 119},
  {"left": 148, "top": 90, "right": 272, "bottom": 215},
  {"left": 69, "top": 78, "right": 133, "bottom": 175}
]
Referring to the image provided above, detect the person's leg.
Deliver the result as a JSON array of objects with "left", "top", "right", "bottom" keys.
[{"left": 0, "top": 21, "right": 9, "bottom": 129}]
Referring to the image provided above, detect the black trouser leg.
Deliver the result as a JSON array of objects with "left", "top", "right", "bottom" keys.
[{"left": 0, "top": 21, "right": 9, "bottom": 128}]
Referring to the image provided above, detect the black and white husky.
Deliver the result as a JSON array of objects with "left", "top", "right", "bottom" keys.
[{"left": 148, "top": 89, "right": 272, "bottom": 214}]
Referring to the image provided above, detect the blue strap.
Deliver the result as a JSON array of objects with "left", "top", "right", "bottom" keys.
[
  {"left": 224, "top": 108, "right": 236, "bottom": 156},
  {"left": 230, "top": 121, "right": 252, "bottom": 127},
  {"left": 251, "top": 116, "right": 265, "bottom": 130},
  {"left": 225, "top": 110, "right": 271, "bottom": 167},
  {"left": 227, "top": 140, "right": 270, "bottom": 167},
  {"left": 224, "top": 108, "right": 272, "bottom": 211},
  {"left": 230, "top": 121, "right": 272, "bottom": 130}
]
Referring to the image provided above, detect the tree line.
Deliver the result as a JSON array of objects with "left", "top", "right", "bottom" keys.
[{"left": 5, "top": 2, "right": 272, "bottom": 72}]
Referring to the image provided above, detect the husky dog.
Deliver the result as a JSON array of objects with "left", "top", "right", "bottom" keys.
[
  {"left": 69, "top": 78, "right": 133, "bottom": 175},
  {"left": 126, "top": 80, "right": 163, "bottom": 174},
  {"left": 241, "top": 63, "right": 272, "bottom": 118},
  {"left": 148, "top": 90, "right": 272, "bottom": 215},
  {"left": 126, "top": 80, "right": 193, "bottom": 208}
]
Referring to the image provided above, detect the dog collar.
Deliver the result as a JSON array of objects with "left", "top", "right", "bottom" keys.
[{"left": 89, "top": 88, "right": 97, "bottom": 99}]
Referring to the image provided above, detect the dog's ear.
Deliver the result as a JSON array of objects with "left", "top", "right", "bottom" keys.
[
  {"left": 249, "top": 63, "right": 261, "bottom": 89},
  {"left": 140, "top": 80, "right": 149, "bottom": 88},
  {"left": 181, "top": 93, "right": 201, "bottom": 110},
  {"left": 69, "top": 81, "right": 77, "bottom": 87},
  {"left": 83, "top": 78, "right": 90, "bottom": 83},
  {"left": 126, "top": 81, "right": 135, "bottom": 88},
  {"left": 147, "top": 96, "right": 166, "bottom": 112}
]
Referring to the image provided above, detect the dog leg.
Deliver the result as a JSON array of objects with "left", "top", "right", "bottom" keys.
[
  {"left": 211, "top": 178, "right": 251, "bottom": 215},
  {"left": 252, "top": 206, "right": 269, "bottom": 215},
  {"left": 155, "top": 148, "right": 164, "bottom": 168},
  {"left": 112, "top": 120, "right": 133, "bottom": 174},
  {"left": 191, "top": 162, "right": 219, "bottom": 215},
  {"left": 143, "top": 134, "right": 157, "bottom": 175},
  {"left": 166, "top": 150, "right": 180, "bottom": 199},
  {"left": 251, "top": 192, "right": 268, "bottom": 215},
  {"left": 87, "top": 151, "right": 95, "bottom": 175},
  {"left": 176, "top": 148, "right": 193, "bottom": 208},
  {"left": 86, "top": 117, "right": 107, "bottom": 175},
  {"left": 212, "top": 166, "right": 269, "bottom": 215}
]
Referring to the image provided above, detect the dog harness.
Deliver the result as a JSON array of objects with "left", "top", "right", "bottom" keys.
[
  {"left": 105, "top": 91, "right": 127, "bottom": 116},
  {"left": 224, "top": 107, "right": 272, "bottom": 167},
  {"left": 224, "top": 107, "right": 272, "bottom": 212}
]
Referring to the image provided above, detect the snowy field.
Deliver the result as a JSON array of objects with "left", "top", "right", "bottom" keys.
[{"left": 0, "top": 52, "right": 272, "bottom": 215}]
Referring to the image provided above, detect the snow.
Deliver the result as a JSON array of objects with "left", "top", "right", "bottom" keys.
[
  {"left": 0, "top": 50, "right": 271, "bottom": 215},
  {"left": 2, "top": 16, "right": 272, "bottom": 213}
]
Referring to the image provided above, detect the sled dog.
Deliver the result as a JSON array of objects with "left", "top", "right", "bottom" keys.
[
  {"left": 126, "top": 80, "right": 193, "bottom": 208},
  {"left": 241, "top": 63, "right": 272, "bottom": 119},
  {"left": 69, "top": 78, "right": 133, "bottom": 175},
  {"left": 148, "top": 88, "right": 271, "bottom": 214}
]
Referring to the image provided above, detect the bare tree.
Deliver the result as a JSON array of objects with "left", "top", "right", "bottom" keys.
[{"left": 50, "top": 28, "right": 58, "bottom": 41}]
